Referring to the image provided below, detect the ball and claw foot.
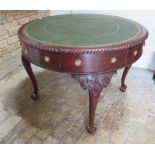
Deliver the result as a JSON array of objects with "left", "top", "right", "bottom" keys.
[
  {"left": 86, "top": 126, "right": 97, "bottom": 134},
  {"left": 31, "top": 92, "right": 39, "bottom": 100},
  {"left": 119, "top": 84, "right": 127, "bottom": 92}
]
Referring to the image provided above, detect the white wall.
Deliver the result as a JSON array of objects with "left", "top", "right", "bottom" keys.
[
  {"left": 52, "top": 10, "right": 155, "bottom": 70},
  {"left": 51, "top": 10, "right": 70, "bottom": 15}
]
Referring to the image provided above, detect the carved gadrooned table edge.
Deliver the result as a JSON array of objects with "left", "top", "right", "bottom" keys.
[{"left": 18, "top": 23, "right": 148, "bottom": 54}]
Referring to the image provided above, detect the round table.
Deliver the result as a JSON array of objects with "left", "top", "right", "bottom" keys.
[{"left": 18, "top": 14, "right": 148, "bottom": 134}]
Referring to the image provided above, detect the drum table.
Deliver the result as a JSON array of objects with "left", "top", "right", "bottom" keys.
[{"left": 18, "top": 15, "right": 148, "bottom": 134}]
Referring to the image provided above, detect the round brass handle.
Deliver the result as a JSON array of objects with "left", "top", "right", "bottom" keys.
[
  {"left": 133, "top": 50, "right": 138, "bottom": 56},
  {"left": 44, "top": 56, "right": 50, "bottom": 63},
  {"left": 24, "top": 48, "right": 28, "bottom": 55},
  {"left": 75, "top": 59, "right": 82, "bottom": 66},
  {"left": 111, "top": 57, "right": 117, "bottom": 64}
]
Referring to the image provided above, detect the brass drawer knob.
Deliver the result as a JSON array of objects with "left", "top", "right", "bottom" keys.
[
  {"left": 111, "top": 57, "right": 117, "bottom": 64},
  {"left": 44, "top": 56, "right": 50, "bottom": 63},
  {"left": 24, "top": 48, "right": 28, "bottom": 55},
  {"left": 133, "top": 50, "right": 138, "bottom": 56},
  {"left": 75, "top": 59, "right": 82, "bottom": 66}
]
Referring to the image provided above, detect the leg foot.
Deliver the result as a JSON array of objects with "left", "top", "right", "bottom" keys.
[
  {"left": 119, "top": 84, "right": 127, "bottom": 92},
  {"left": 31, "top": 92, "right": 39, "bottom": 100},
  {"left": 119, "top": 65, "right": 131, "bottom": 92},
  {"left": 86, "top": 126, "right": 97, "bottom": 134}
]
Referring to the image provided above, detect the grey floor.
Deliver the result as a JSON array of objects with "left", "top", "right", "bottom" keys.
[{"left": 0, "top": 66, "right": 155, "bottom": 143}]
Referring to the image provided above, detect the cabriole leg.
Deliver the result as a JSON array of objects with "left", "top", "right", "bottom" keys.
[
  {"left": 21, "top": 55, "right": 39, "bottom": 100},
  {"left": 72, "top": 72, "right": 114, "bottom": 134}
]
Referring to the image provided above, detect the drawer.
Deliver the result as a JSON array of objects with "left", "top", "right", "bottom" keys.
[
  {"left": 126, "top": 46, "right": 142, "bottom": 64},
  {"left": 61, "top": 51, "right": 127, "bottom": 73},
  {"left": 22, "top": 47, "right": 61, "bottom": 71}
]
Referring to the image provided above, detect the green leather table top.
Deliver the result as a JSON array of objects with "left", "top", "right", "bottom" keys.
[{"left": 23, "top": 14, "right": 145, "bottom": 48}]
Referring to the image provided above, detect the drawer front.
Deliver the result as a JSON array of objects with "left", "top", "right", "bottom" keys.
[
  {"left": 126, "top": 46, "right": 142, "bottom": 65},
  {"left": 61, "top": 51, "right": 127, "bottom": 73},
  {"left": 22, "top": 47, "right": 61, "bottom": 71}
]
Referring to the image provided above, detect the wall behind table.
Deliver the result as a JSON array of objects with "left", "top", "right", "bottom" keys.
[
  {"left": 0, "top": 10, "right": 50, "bottom": 80},
  {"left": 52, "top": 10, "right": 155, "bottom": 70}
]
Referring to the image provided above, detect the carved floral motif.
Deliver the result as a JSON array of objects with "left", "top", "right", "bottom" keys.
[{"left": 72, "top": 72, "right": 114, "bottom": 97}]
